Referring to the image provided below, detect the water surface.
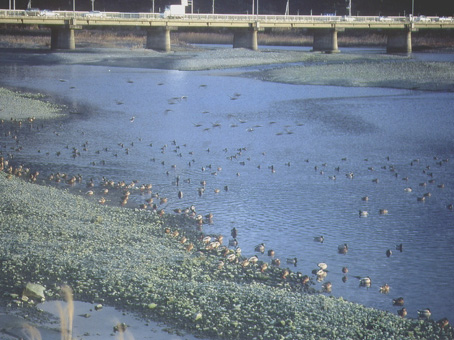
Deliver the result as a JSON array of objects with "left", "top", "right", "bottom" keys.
[{"left": 1, "top": 54, "right": 453, "bottom": 326}]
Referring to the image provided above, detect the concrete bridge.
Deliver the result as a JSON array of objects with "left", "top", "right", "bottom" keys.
[{"left": 1, "top": 10, "right": 453, "bottom": 53}]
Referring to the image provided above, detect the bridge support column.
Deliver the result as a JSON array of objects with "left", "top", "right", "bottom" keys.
[
  {"left": 146, "top": 27, "right": 174, "bottom": 52},
  {"left": 312, "top": 28, "right": 341, "bottom": 53},
  {"left": 51, "top": 27, "right": 75, "bottom": 50},
  {"left": 386, "top": 28, "right": 412, "bottom": 53},
  {"left": 233, "top": 26, "right": 258, "bottom": 50}
]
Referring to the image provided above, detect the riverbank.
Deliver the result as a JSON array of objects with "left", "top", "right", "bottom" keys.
[
  {"left": 1, "top": 46, "right": 454, "bottom": 339},
  {"left": 0, "top": 87, "right": 67, "bottom": 121}
]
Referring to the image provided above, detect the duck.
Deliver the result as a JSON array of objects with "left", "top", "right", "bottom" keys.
[
  {"left": 379, "top": 209, "right": 389, "bottom": 215},
  {"left": 396, "top": 243, "right": 403, "bottom": 252},
  {"left": 317, "top": 262, "right": 328, "bottom": 270},
  {"left": 359, "top": 277, "right": 371, "bottom": 287},
  {"left": 397, "top": 307, "right": 407, "bottom": 318},
  {"left": 267, "top": 249, "right": 275, "bottom": 257},
  {"left": 437, "top": 317, "right": 449, "bottom": 328},
  {"left": 248, "top": 255, "right": 259, "bottom": 264},
  {"left": 342, "top": 267, "right": 348, "bottom": 274},
  {"left": 255, "top": 243, "right": 265, "bottom": 254},
  {"left": 271, "top": 258, "right": 281, "bottom": 267},
  {"left": 322, "top": 282, "right": 332, "bottom": 293},
  {"left": 281, "top": 269, "right": 290, "bottom": 279},
  {"left": 226, "top": 253, "right": 236, "bottom": 262},
  {"left": 229, "top": 239, "right": 238, "bottom": 247},
  {"left": 313, "top": 236, "right": 324, "bottom": 243},
  {"left": 359, "top": 210, "right": 369, "bottom": 217},
  {"left": 240, "top": 259, "right": 250, "bottom": 268},
  {"left": 231, "top": 227, "right": 238, "bottom": 239},
  {"left": 386, "top": 249, "right": 392, "bottom": 257},
  {"left": 379, "top": 284, "right": 390, "bottom": 294},
  {"left": 393, "top": 297, "right": 405, "bottom": 306},
  {"left": 185, "top": 243, "right": 194, "bottom": 252},
  {"left": 417, "top": 308, "right": 431, "bottom": 319},
  {"left": 338, "top": 244, "right": 348, "bottom": 254},
  {"left": 260, "top": 263, "right": 268, "bottom": 272},
  {"left": 286, "top": 257, "right": 298, "bottom": 266}
]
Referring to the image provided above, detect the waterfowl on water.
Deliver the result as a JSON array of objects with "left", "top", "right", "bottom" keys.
[
  {"left": 317, "top": 262, "right": 328, "bottom": 270},
  {"left": 231, "top": 227, "right": 238, "bottom": 239},
  {"left": 255, "top": 243, "right": 265, "bottom": 254},
  {"left": 342, "top": 267, "right": 348, "bottom": 274},
  {"left": 229, "top": 239, "right": 238, "bottom": 247},
  {"left": 313, "top": 236, "right": 324, "bottom": 243},
  {"left": 286, "top": 257, "right": 298, "bottom": 266},
  {"left": 359, "top": 210, "right": 369, "bottom": 217},
  {"left": 393, "top": 297, "right": 405, "bottom": 306},
  {"left": 267, "top": 249, "right": 275, "bottom": 257},
  {"left": 417, "top": 308, "right": 431, "bottom": 319},
  {"left": 396, "top": 243, "right": 403, "bottom": 252},
  {"left": 379, "top": 284, "right": 390, "bottom": 294},
  {"left": 322, "top": 282, "right": 332, "bottom": 293},
  {"left": 386, "top": 249, "right": 392, "bottom": 257},
  {"left": 338, "top": 244, "right": 348, "bottom": 254},
  {"left": 359, "top": 277, "right": 371, "bottom": 287},
  {"left": 379, "top": 209, "right": 389, "bottom": 215}
]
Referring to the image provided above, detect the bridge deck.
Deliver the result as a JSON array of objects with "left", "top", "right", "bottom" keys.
[{"left": 1, "top": 10, "right": 454, "bottom": 29}]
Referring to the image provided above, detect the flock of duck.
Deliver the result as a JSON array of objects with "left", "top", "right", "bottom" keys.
[{"left": 0, "top": 87, "right": 452, "bottom": 331}]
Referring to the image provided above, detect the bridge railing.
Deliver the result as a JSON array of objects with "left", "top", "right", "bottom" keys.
[{"left": 1, "top": 9, "right": 452, "bottom": 24}]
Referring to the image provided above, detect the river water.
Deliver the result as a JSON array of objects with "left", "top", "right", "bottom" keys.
[{"left": 1, "top": 47, "right": 453, "bottom": 328}]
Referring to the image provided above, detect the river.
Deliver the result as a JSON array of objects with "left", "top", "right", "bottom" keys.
[{"left": 0, "top": 46, "right": 453, "bottom": 330}]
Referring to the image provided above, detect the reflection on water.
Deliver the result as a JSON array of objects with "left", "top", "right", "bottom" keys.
[{"left": 0, "top": 59, "right": 453, "bottom": 325}]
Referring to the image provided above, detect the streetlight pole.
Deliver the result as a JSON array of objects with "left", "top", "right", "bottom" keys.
[
  {"left": 256, "top": 0, "right": 259, "bottom": 16},
  {"left": 252, "top": 0, "right": 254, "bottom": 16},
  {"left": 212, "top": 0, "right": 214, "bottom": 14},
  {"left": 91, "top": 0, "right": 95, "bottom": 11},
  {"left": 411, "top": 0, "right": 414, "bottom": 16},
  {"left": 152, "top": 0, "right": 155, "bottom": 13}
]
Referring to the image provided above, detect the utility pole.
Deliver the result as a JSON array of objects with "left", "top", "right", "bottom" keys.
[
  {"left": 252, "top": 0, "right": 254, "bottom": 16},
  {"left": 152, "top": 0, "right": 155, "bottom": 13},
  {"left": 411, "top": 0, "right": 414, "bottom": 16},
  {"left": 212, "top": 0, "right": 214, "bottom": 14},
  {"left": 91, "top": 0, "right": 95, "bottom": 11}
]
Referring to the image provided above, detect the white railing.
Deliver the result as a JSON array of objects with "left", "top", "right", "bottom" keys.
[{"left": 0, "top": 9, "right": 452, "bottom": 24}]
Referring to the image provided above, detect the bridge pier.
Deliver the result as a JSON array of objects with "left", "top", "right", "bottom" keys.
[
  {"left": 233, "top": 26, "right": 259, "bottom": 50},
  {"left": 312, "top": 28, "right": 342, "bottom": 53},
  {"left": 146, "top": 27, "right": 175, "bottom": 52},
  {"left": 386, "top": 28, "right": 412, "bottom": 53},
  {"left": 50, "top": 27, "right": 75, "bottom": 50}
]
